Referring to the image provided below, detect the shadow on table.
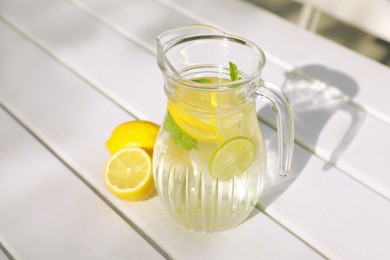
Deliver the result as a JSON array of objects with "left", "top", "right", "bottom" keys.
[{"left": 257, "top": 64, "right": 366, "bottom": 210}]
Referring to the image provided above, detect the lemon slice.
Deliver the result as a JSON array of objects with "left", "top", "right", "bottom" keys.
[
  {"left": 168, "top": 102, "right": 221, "bottom": 142},
  {"left": 167, "top": 77, "right": 239, "bottom": 143},
  {"left": 104, "top": 148, "right": 154, "bottom": 201},
  {"left": 209, "top": 137, "right": 255, "bottom": 181}
]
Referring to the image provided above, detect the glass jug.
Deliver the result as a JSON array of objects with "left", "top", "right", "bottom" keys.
[{"left": 153, "top": 25, "right": 294, "bottom": 232}]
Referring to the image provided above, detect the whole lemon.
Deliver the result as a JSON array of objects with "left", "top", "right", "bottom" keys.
[{"left": 106, "top": 121, "right": 160, "bottom": 156}]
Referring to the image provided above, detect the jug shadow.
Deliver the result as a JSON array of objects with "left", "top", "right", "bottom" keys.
[{"left": 257, "top": 64, "right": 366, "bottom": 210}]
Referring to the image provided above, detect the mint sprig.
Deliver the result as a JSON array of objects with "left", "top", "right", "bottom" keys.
[
  {"left": 192, "top": 78, "right": 212, "bottom": 83},
  {"left": 164, "top": 111, "right": 198, "bottom": 151},
  {"left": 229, "top": 61, "right": 242, "bottom": 81}
]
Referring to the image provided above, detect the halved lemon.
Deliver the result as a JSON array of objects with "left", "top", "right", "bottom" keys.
[
  {"left": 104, "top": 148, "right": 154, "bottom": 201},
  {"left": 209, "top": 137, "right": 255, "bottom": 181}
]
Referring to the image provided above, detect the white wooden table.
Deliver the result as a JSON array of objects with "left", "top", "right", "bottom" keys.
[{"left": 1, "top": 0, "right": 390, "bottom": 259}]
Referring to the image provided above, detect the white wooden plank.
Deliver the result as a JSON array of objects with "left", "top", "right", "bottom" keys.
[
  {"left": 261, "top": 125, "right": 390, "bottom": 259},
  {"left": 0, "top": 100, "right": 162, "bottom": 257},
  {"left": 66, "top": 0, "right": 390, "bottom": 199},
  {"left": 0, "top": 17, "right": 321, "bottom": 260}
]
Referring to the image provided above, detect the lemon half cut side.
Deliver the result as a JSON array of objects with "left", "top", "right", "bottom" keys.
[{"left": 104, "top": 148, "right": 155, "bottom": 201}]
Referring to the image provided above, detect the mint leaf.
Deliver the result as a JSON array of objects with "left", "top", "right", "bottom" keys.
[
  {"left": 163, "top": 112, "right": 175, "bottom": 133},
  {"left": 192, "top": 78, "right": 212, "bottom": 83},
  {"left": 229, "top": 61, "right": 242, "bottom": 81},
  {"left": 164, "top": 111, "right": 198, "bottom": 151}
]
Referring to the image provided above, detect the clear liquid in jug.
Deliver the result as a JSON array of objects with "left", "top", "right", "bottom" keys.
[{"left": 153, "top": 77, "right": 267, "bottom": 232}]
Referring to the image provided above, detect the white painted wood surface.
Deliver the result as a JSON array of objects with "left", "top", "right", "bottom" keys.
[
  {"left": 57, "top": 4, "right": 390, "bottom": 258},
  {"left": 0, "top": 14, "right": 319, "bottom": 260},
  {"left": 1, "top": 0, "right": 390, "bottom": 259}
]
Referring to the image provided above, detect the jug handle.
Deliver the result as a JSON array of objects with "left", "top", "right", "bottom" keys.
[{"left": 255, "top": 81, "right": 294, "bottom": 176}]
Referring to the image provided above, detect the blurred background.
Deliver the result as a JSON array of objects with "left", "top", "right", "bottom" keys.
[{"left": 246, "top": 0, "right": 390, "bottom": 67}]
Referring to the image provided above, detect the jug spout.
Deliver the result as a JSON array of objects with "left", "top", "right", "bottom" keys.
[
  {"left": 156, "top": 25, "right": 228, "bottom": 80},
  {"left": 156, "top": 31, "right": 179, "bottom": 79}
]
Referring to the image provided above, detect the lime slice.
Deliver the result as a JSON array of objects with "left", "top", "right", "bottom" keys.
[{"left": 209, "top": 137, "right": 255, "bottom": 181}]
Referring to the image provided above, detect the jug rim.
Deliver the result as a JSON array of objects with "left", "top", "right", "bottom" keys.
[{"left": 156, "top": 24, "right": 267, "bottom": 90}]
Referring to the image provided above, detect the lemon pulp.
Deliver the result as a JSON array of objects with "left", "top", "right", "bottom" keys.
[
  {"left": 105, "top": 148, "right": 154, "bottom": 201},
  {"left": 167, "top": 77, "right": 243, "bottom": 143}
]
